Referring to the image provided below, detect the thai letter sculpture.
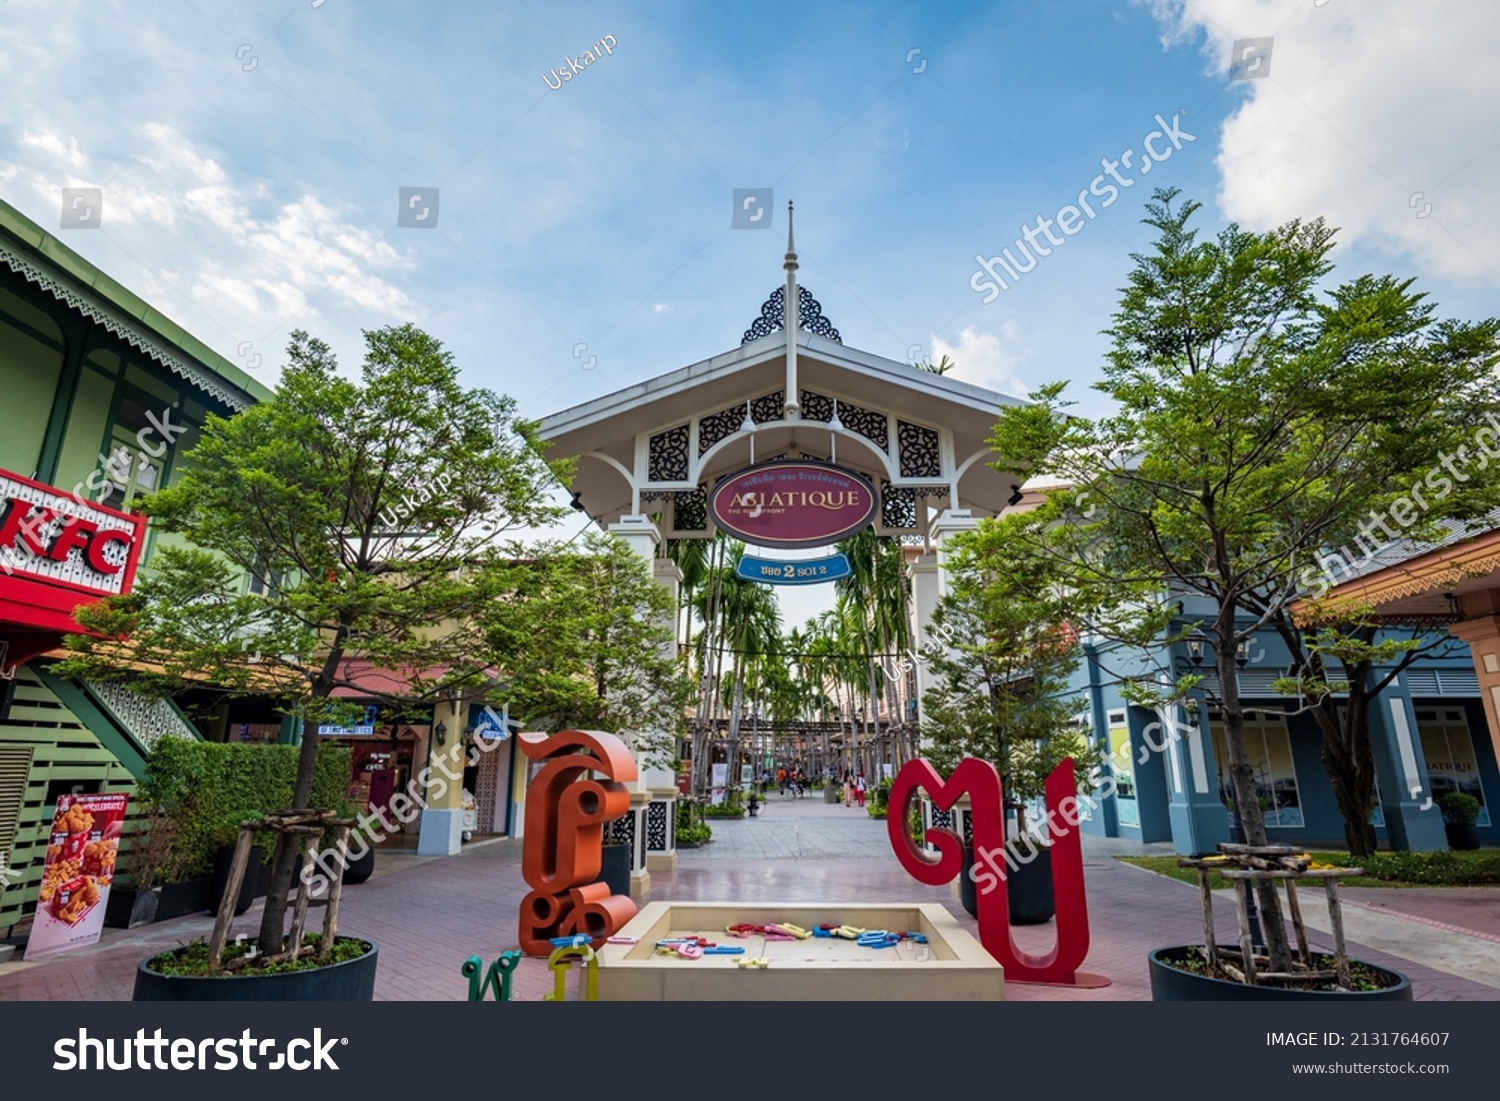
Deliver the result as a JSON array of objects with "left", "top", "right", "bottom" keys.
[
  {"left": 518, "top": 729, "right": 639, "bottom": 956},
  {"left": 887, "top": 756, "right": 1091, "bottom": 985}
]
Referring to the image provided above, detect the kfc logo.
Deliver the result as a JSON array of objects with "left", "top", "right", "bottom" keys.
[{"left": 0, "top": 496, "right": 135, "bottom": 576}]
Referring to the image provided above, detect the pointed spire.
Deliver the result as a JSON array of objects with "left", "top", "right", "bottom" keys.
[
  {"left": 783, "top": 200, "right": 800, "bottom": 419},
  {"left": 784, "top": 200, "right": 798, "bottom": 273}
]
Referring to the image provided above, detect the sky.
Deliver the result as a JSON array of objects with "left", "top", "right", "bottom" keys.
[{"left": 3, "top": 0, "right": 1497, "bottom": 629}]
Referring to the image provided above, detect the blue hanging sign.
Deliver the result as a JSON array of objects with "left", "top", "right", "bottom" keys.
[{"left": 736, "top": 552, "right": 850, "bottom": 585}]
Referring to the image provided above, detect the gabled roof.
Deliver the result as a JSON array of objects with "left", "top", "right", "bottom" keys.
[{"left": 0, "top": 197, "right": 271, "bottom": 410}]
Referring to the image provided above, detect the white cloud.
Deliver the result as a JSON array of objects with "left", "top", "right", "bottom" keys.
[
  {"left": 1145, "top": 0, "right": 1500, "bottom": 285},
  {"left": 929, "top": 324, "right": 1027, "bottom": 397},
  {"left": 5, "top": 120, "right": 414, "bottom": 349},
  {"left": 20, "top": 129, "right": 86, "bottom": 171}
]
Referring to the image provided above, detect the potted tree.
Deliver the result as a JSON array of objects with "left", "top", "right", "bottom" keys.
[
  {"left": 56, "top": 324, "right": 563, "bottom": 999},
  {"left": 1438, "top": 793, "right": 1483, "bottom": 851},
  {"left": 987, "top": 189, "right": 1498, "bottom": 996}
]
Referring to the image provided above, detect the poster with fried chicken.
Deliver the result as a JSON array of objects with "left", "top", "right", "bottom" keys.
[{"left": 26, "top": 793, "right": 128, "bottom": 959}]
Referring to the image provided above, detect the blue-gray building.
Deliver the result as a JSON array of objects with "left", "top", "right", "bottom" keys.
[{"left": 1070, "top": 596, "right": 1498, "bottom": 854}]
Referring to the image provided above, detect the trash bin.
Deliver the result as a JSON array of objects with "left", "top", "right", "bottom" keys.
[{"left": 824, "top": 785, "right": 838, "bottom": 804}]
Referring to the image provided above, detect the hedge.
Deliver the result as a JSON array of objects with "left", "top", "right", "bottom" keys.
[{"left": 137, "top": 739, "right": 353, "bottom": 881}]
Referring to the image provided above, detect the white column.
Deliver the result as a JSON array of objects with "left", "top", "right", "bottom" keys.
[
  {"left": 929, "top": 508, "right": 980, "bottom": 597},
  {"left": 907, "top": 554, "right": 939, "bottom": 729}
]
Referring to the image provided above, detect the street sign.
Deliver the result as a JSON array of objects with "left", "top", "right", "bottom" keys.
[{"left": 736, "top": 552, "right": 850, "bottom": 585}]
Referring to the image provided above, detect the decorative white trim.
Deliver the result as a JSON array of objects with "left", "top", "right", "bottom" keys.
[{"left": 0, "top": 239, "right": 252, "bottom": 411}]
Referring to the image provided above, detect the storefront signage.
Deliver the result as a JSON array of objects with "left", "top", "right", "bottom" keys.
[
  {"left": 0, "top": 469, "right": 145, "bottom": 595},
  {"left": 319, "top": 705, "right": 378, "bottom": 737},
  {"left": 26, "top": 793, "right": 129, "bottom": 960},
  {"left": 708, "top": 461, "right": 876, "bottom": 549},
  {"left": 736, "top": 552, "right": 851, "bottom": 585},
  {"left": 469, "top": 703, "right": 517, "bottom": 741}
]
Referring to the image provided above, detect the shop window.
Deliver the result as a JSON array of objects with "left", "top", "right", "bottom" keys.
[
  {"left": 1417, "top": 707, "right": 1490, "bottom": 827},
  {"left": 1106, "top": 709, "right": 1137, "bottom": 827},
  {"left": 1210, "top": 712, "right": 1304, "bottom": 827},
  {"left": 95, "top": 390, "right": 166, "bottom": 513}
]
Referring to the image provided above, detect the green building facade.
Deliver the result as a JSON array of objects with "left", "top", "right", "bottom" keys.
[{"left": 0, "top": 198, "right": 270, "bottom": 932}]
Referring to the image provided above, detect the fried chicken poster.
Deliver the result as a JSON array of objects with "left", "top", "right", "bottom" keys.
[{"left": 26, "top": 793, "right": 128, "bottom": 960}]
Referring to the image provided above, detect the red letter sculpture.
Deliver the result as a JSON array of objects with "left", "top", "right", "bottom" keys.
[
  {"left": 888, "top": 756, "right": 1100, "bottom": 985},
  {"left": 518, "top": 730, "right": 639, "bottom": 956}
]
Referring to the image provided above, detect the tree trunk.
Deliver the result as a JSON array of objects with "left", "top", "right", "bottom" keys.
[
  {"left": 1311, "top": 688, "right": 1379, "bottom": 858},
  {"left": 1215, "top": 617, "right": 1294, "bottom": 972},
  {"left": 256, "top": 709, "right": 323, "bottom": 954}
]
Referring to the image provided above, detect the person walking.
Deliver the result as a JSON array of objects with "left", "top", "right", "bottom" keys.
[
  {"left": 855, "top": 772, "right": 867, "bottom": 808},
  {"left": 843, "top": 770, "right": 854, "bottom": 807}
]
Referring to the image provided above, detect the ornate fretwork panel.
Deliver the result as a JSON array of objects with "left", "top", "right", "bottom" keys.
[
  {"left": 648, "top": 424, "right": 690, "bottom": 482},
  {"left": 881, "top": 482, "right": 917, "bottom": 531},
  {"left": 741, "top": 286, "right": 842, "bottom": 345},
  {"left": 842, "top": 402, "right": 888, "bottom": 452},
  {"left": 697, "top": 392, "right": 786, "bottom": 456},
  {"left": 799, "top": 390, "right": 834, "bottom": 422},
  {"left": 646, "top": 800, "right": 669, "bottom": 851},
  {"left": 697, "top": 404, "right": 743, "bottom": 457},
  {"left": 798, "top": 389, "right": 887, "bottom": 451},
  {"left": 897, "top": 420, "right": 941, "bottom": 478},
  {"left": 751, "top": 390, "right": 786, "bottom": 424},
  {"left": 673, "top": 489, "right": 707, "bottom": 532}
]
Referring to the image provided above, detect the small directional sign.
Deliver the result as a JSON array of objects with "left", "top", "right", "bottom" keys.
[{"left": 736, "top": 552, "right": 850, "bottom": 585}]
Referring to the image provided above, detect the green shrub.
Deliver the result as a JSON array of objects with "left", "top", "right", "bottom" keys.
[
  {"left": 138, "top": 739, "right": 353, "bottom": 880},
  {"left": 703, "top": 803, "right": 746, "bottom": 818},
  {"left": 1437, "top": 792, "right": 1482, "bottom": 826},
  {"left": 1326, "top": 849, "right": 1500, "bottom": 886},
  {"left": 675, "top": 823, "right": 712, "bottom": 844}
]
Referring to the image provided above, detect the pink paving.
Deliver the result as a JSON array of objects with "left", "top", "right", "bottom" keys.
[{"left": 1, "top": 822, "right": 1495, "bottom": 1001}]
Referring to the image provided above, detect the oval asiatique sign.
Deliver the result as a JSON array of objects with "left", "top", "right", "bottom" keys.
[{"left": 708, "top": 461, "right": 877, "bottom": 549}]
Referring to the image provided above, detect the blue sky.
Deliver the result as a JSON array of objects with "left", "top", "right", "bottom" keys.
[{"left": 3, "top": 0, "right": 1497, "bottom": 624}]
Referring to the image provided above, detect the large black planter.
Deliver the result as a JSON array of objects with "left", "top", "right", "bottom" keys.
[
  {"left": 960, "top": 845, "right": 1054, "bottom": 925},
  {"left": 1445, "top": 822, "right": 1482, "bottom": 851},
  {"left": 1149, "top": 947, "right": 1413, "bottom": 1001},
  {"left": 343, "top": 845, "right": 376, "bottom": 885},
  {"left": 208, "top": 846, "right": 262, "bottom": 917},
  {"left": 599, "top": 843, "right": 631, "bottom": 898},
  {"left": 133, "top": 939, "right": 378, "bottom": 1002},
  {"left": 105, "top": 878, "right": 211, "bottom": 929}
]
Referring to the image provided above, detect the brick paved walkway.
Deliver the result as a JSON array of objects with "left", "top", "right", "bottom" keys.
[{"left": 1, "top": 801, "right": 1495, "bottom": 1001}]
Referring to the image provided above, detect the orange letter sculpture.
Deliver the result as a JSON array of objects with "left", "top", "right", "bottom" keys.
[{"left": 518, "top": 730, "right": 639, "bottom": 956}]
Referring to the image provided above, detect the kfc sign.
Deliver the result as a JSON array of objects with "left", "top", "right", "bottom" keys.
[{"left": 0, "top": 469, "right": 145, "bottom": 602}]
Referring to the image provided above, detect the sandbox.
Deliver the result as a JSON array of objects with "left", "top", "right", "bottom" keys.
[{"left": 595, "top": 902, "right": 1004, "bottom": 1001}]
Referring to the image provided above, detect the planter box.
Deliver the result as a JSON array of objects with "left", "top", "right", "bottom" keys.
[
  {"left": 133, "top": 939, "right": 378, "bottom": 1002},
  {"left": 104, "top": 878, "right": 212, "bottom": 929},
  {"left": 597, "top": 902, "right": 1002, "bottom": 1001},
  {"left": 1148, "top": 947, "right": 1412, "bottom": 1001},
  {"left": 1445, "top": 822, "right": 1482, "bottom": 851}
]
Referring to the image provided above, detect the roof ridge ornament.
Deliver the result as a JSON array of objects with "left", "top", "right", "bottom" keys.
[{"left": 740, "top": 201, "right": 843, "bottom": 348}]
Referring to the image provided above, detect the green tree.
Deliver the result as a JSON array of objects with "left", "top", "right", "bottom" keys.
[
  {"left": 56, "top": 325, "right": 563, "bottom": 956},
  {"left": 920, "top": 519, "right": 1086, "bottom": 829},
  {"left": 494, "top": 532, "right": 689, "bottom": 765},
  {"left": 989, "top": 189, "right": 1500, "bottom": 967}
]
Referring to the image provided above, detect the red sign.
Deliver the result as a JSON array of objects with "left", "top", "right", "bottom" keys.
[
  {"left": 0, "top": 468, "right": 146, "bottom": 658},
  {"left": 708, "top": 462, "right": 876, "bottom": 549},
  {"left": 26, "top": 793, "right": 129, "bottom": 959}
]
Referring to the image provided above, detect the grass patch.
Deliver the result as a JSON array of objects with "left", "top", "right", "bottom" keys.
[
  {"left": 1117, "top": 850, "right": 1500, "bottom": 889},
  {"left": 146, "top": 934, "right": 372, "bottom": 977}
]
